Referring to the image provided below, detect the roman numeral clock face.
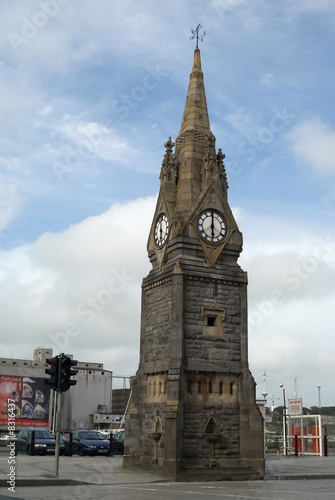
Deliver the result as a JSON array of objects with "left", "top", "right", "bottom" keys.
[
  {"left": 154, "top": 213, "right": 169, "bottom": 248},
  {"left": 197, "top": 209, "right": 227, "bottom": 244}
]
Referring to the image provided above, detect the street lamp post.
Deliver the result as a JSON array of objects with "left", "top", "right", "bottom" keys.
[{"left": 280, "top": 383, "right": 287, "bottom": 456}]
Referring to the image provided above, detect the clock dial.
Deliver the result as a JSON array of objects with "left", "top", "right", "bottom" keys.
[
  {"left": 197, "top": 209, "right": 226, "bottom": 244},
  {"left": 154, "top": 213, "right": 169, "bottom": 248}
]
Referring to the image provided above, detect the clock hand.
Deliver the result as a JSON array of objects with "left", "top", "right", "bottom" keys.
[{"left": 211, "top": 212, "right": 214, "bottom": 238}]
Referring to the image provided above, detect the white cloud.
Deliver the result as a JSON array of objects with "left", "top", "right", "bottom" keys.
[
  {"left": 250, "top": 295, "right": 335, "bottom": 407},
  {"left": 288, "top": 0, "right": 335, "bottom": 15},
  {"left": 288, "top": 118, "right": 335, "bottom": 177},
  {"left": 0, "top": 181, "right": 23, "bottom": 231},
  {"left": 0, "top": 64, "right": 39, "bottom": 129},
  {"left": 47, "top": 114, "right": 140, "bottom": 168},
  {"left": 259, "top": 73, "right": 274, "bottom": 86},
  {"left": 225, "top": 107, "right": 263, "bottom": 136},
  {"left": 1, "top": 1, "right": 188, "bottom": 71},
  {"left": 36, "top": 105, "right": 54, "bottom": 116},
  {"left": 0, "top": 197, "right": 155, "bottom": 375},
  {"left": 246, "top": 251, "right": 335, "bottom": 305},
  {"left": 232, "top": 209, "right": 335, "bottom": 405}
]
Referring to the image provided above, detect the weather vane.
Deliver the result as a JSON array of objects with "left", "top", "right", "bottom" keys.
[{"left": 190, "top": 24, "right": 206, "bottom": 49}]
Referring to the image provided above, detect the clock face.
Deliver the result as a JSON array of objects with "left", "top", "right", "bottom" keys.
[
  {"left": 197, "top": 209, "right": 227, "bottom": 244},
  {"left": 154, "top": 213, "right": 169, "bottom": 248}
]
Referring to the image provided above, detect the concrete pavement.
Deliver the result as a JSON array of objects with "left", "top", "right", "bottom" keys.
[
  {"left": 265, "top": 453, "right": 335, "bottom": 480},
  {"left": 0, "top": 454, "right": 162, "bottom": 488},
  {"left": 0, "top": 452, "right": 335, "bottom": 488}
]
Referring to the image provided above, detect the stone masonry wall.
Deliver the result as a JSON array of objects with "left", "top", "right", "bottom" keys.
[
  {"left": 182, "top": 276, "right": 242, "bottom": 462},
  {"left": 184, "top": 277, "right": 241, "bottom": 366},
  {"left": 183, "top": 403, "right": 239, "bottom": 460},
  {"left": 142, "top": 280, "right": 172, "bottom": 370}
]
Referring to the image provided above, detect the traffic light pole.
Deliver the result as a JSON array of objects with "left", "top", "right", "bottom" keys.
[
  {"left": 54, "top": 355, "right": 63, "bottom": 478},
  {"left": 52, "top": 389, "right": 57, "bottom": 433},
  {"left": 45, "top": 352, "right": 77, "bottom": 477},
  {"left": 54, "top": 387, "right": 62, "bottom": 477}
]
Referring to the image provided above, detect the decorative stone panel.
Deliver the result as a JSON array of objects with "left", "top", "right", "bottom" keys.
[{"left": 147, "top": 373, "right": 168, "bottom": 403}]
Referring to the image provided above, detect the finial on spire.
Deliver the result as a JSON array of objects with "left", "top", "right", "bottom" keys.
[{"left": 190, "top": 24, "right": 206, "bottom": 49}]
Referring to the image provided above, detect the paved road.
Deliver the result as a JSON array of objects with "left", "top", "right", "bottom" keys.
[
  {"left": 0, "top": 452, "right": 334, "bottom": 500},
  {"left": 1, "top": 478, "right": 335, "bottom": 500}
]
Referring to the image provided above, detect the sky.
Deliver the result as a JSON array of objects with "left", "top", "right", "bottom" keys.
[{"left": 0, "top": 0, "right": 334, "bottom": 408}]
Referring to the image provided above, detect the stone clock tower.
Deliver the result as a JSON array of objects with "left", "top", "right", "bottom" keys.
[{"left": 123, "top": 48, "right": 264, "bottom": 481}]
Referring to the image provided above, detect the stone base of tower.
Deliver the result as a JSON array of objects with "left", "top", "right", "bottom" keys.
[
  {"left": 124, "top": 449, "right": 264, "bottom": 482},
  {"left": 173, "top": 462, "right": 264, "bottom": 482},
  {"left": 123, "top": 257, "right": 264, "bottom": 482},
  {"left": 123, "top": 370, "right": 264, "bottom": 482},
  {"left": 124, "top": 427, "right": 264, "bottom": 482},
  {"left": 123, "top": 462, "right": 263, "bottom": 482}
]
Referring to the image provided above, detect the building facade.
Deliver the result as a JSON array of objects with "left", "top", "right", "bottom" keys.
[
  {"left": 65, "top": 359, "right": 113, "bottom": 431},
  {"left": 123, "top": 48, "right": 264, "bottom": 480},
  {"left": 112, "top": 388, "right": 131, "bottom": 416}
]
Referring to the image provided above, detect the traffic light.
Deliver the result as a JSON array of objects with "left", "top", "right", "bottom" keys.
[
  {"left": 45, "top": 356, "right": 59, "bottom": 390},
  {"left": 59, "top": 355, "right": 78, "bottom": 392}
]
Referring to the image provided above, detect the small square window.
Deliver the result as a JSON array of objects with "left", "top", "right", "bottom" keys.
[
  {"left": 207, "top": 316, "right": 216, "bottom": 327},
  {"left": 201, "top": 307, "right": 225, "bottom": 336}
]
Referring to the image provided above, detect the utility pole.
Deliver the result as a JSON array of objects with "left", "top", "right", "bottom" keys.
[
  {"left": 280, "top": 383, "right": 287, "bottom": 456},
  {"left": 317, "top": 386, "right": 321, "bottom": 414}
]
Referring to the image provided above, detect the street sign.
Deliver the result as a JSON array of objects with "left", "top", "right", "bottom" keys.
[{"left": 288, "top": 398, "right": 303, "bottom": 416}]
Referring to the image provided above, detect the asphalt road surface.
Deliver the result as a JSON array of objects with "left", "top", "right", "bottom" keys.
[
  {"left": 1, "top": 452, "right": 335, "bottom": 500},
  {"left": 1, "top": 479, "right": 335, "bottom": 500}
]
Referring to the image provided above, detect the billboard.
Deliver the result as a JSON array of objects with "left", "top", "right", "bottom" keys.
[{"left": 0, "top": 375, "right": 51, "bottom": 428}]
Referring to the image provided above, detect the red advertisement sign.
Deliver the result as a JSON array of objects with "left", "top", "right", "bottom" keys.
[{"left": 0, "top": 375, "right": 51, "bottom": 428}]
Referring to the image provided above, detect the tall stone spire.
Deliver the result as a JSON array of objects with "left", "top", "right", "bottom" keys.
[
  {"left": 178, "top": 48, "right": 211, "bottom": 136},
  {"left": 175, "top": 48, "right": 215, "bottom": 207}
]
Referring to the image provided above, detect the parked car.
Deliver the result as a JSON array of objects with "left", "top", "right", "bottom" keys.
[
  {"left": 99, "top": 429, "right": 124, "bottom": 439},
  {"left": 63, "top": 430, "right": 110, "bottom": 456},
  {"left": 0, "top": 434, "right": 16, "bottom": 447},
  {"left": 112, "top": 430, "right": 124, "bottom": 455},
  {"left": 15, "top": 429, "right": 64, "bottom": 455},
  {"left": 98, "top": 430, "right": 113, "bottom": 439},
  {"left": 0, "top": 434, "right": 16, "bottom": 441}
]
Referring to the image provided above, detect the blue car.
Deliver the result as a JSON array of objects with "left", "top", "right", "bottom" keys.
[
  {"left": 63, "top": 430, "right": 110, "bottom": 456},
  {"left": 112, "top": 430, "right": 124, "bottom": 455},
  {"left": 15, "top": 428, "right": 65, "bottom": 455}
]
